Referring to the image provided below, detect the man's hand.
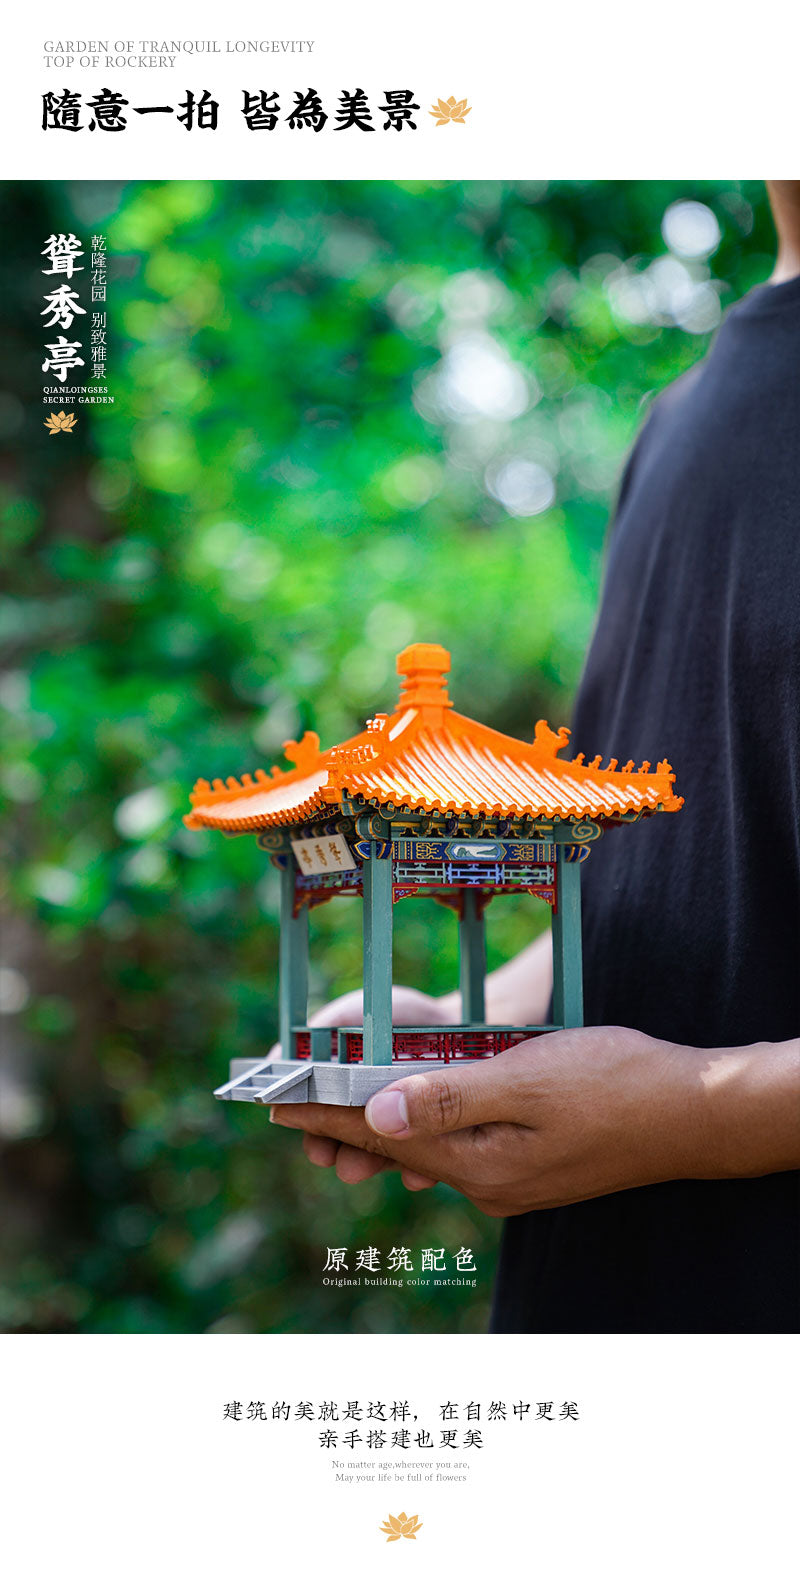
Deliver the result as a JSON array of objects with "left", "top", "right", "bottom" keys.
[
  {"left": 273, "top": 1026, "right": 706, "bottom": 1212},
  {"left": 271, "top": 1026, "right": 800, "bottom": 1215}
]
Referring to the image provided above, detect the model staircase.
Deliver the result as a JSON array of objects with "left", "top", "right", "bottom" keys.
[{"left": 214, "top": 1059, "right": 313, "bottom": 1105}]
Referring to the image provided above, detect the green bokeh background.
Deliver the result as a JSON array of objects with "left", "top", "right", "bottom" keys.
[{"left": 0, "top": 179, "right": 774, "bottom": 1333}]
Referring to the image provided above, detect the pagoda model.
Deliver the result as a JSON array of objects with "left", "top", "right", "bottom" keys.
[{"left": 184, "top": 644, "right": 682, "bottom": 1109}]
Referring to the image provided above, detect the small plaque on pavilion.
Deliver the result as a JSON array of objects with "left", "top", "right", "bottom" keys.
[{"left": 291, "top": 835, "right": 355, "bottom": 876}]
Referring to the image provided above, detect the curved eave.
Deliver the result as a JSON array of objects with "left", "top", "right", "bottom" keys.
[
  {"left": 184, "top": 770, "right": 339, "bottom": 833},
  {"left": 341, "top": 729, "right": 683, "bottom": 821},
  {"left": 347, "top": 791, "right": 682, "bottom": 821},
  {"left": 185, "top": 789, "right": 682, "bottom": 834}
]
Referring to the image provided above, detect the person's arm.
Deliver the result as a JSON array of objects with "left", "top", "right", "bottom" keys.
[
  {"left": 304, "top": 928, "right": 553, "bottom": 1033},
  {"left": 271, "top": 1027, "right": 800, "bottom": 1213},
  {"left": 480, "top": 928, "right": 553, "bottom": 1025}
]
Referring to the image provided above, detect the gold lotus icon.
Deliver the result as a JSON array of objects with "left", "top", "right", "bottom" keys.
[
  {"left": 44, "top": 411, "right": 77, "bottom": 435},
  {"left": 380, "top": 1511, "right": 422, "bottom": 1542},
  {"left": 429, "top": 96, "right": 471, "bottom": 126}
]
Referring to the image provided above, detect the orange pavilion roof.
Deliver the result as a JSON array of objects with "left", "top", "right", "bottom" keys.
[{"left": 184, "top": 644, "right": 683, "bottom": 833}]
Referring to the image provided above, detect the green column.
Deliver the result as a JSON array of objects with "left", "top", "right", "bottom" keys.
[
  {"left": 459, "top": 889, "right": 486, "bottom": 1023},
  {"left": 362, "top": 842, "right": 393, "bottom": 1065},
  {"left": 278, "top": 854, "right": 308, "bottom": 1060},
  {"left": 551, "top": 847, "right": 583, "bottom": 1029}
]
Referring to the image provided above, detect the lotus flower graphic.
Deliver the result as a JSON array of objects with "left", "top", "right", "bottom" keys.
[
  {"left": 44, "top": 411, "right": 77, "bottom": 435},
  {"left": 380, "top": 1511, "right": 422, "bottom": 1541},
  {"left": 429, "top": 96, "right": 471, "bottom": 126}
]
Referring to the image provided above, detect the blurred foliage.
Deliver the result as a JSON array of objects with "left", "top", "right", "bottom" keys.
[{"left": 0, "top": 179, "right": 774, "bottom": 1332}]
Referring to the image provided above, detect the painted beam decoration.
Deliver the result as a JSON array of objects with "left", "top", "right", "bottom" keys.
[
  {"left": 392, "top": 839, "right": 556, "bottom": 861},
  {"left": 184, "top": 642, "right": 683, "bottom": 1108},
  {"left": 389, "top": 836, "right": 554, "bottom": 904}
]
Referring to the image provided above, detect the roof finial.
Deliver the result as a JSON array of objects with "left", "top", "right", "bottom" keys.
[{"left": 395, "top": 643, "right": 453, "bottom": 714}]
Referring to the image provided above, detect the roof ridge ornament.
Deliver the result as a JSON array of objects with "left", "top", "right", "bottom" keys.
[
  {"left": 282, "top": 730, "right": 322, "bottom": 774},
  {"left": 395, "top": 642, "right": 453, "bottom": 717},
  {"left": 531, "top": 719, "right": 571, "bottom": 760}
]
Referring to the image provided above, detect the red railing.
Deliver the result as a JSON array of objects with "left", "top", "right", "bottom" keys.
[
  {"left": 347, "top": 1029, "right": 536, "bottom": 1063},
  {"left": 292, "top": 1026, "right": 544, "bottom": 1064}
]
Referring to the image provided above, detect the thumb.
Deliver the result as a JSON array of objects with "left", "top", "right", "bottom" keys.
[{"left": 364, "top": 1055, "right": 529, "bottom": 1139}]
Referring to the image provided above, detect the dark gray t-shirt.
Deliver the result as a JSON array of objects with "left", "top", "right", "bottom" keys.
[{"left": 492, "top": 276, "right": 800, "bottom": 1332}]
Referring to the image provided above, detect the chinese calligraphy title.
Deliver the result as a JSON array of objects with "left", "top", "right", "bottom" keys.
[
  {"left": 41, "top": 88, "right": 429, "bottom": 133},
  {"left": 41, "top": 231, "right": 107, "bottom": 391},
  {"left": 324, "top": 1246, "right": 477, "bottom": 1276}
]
